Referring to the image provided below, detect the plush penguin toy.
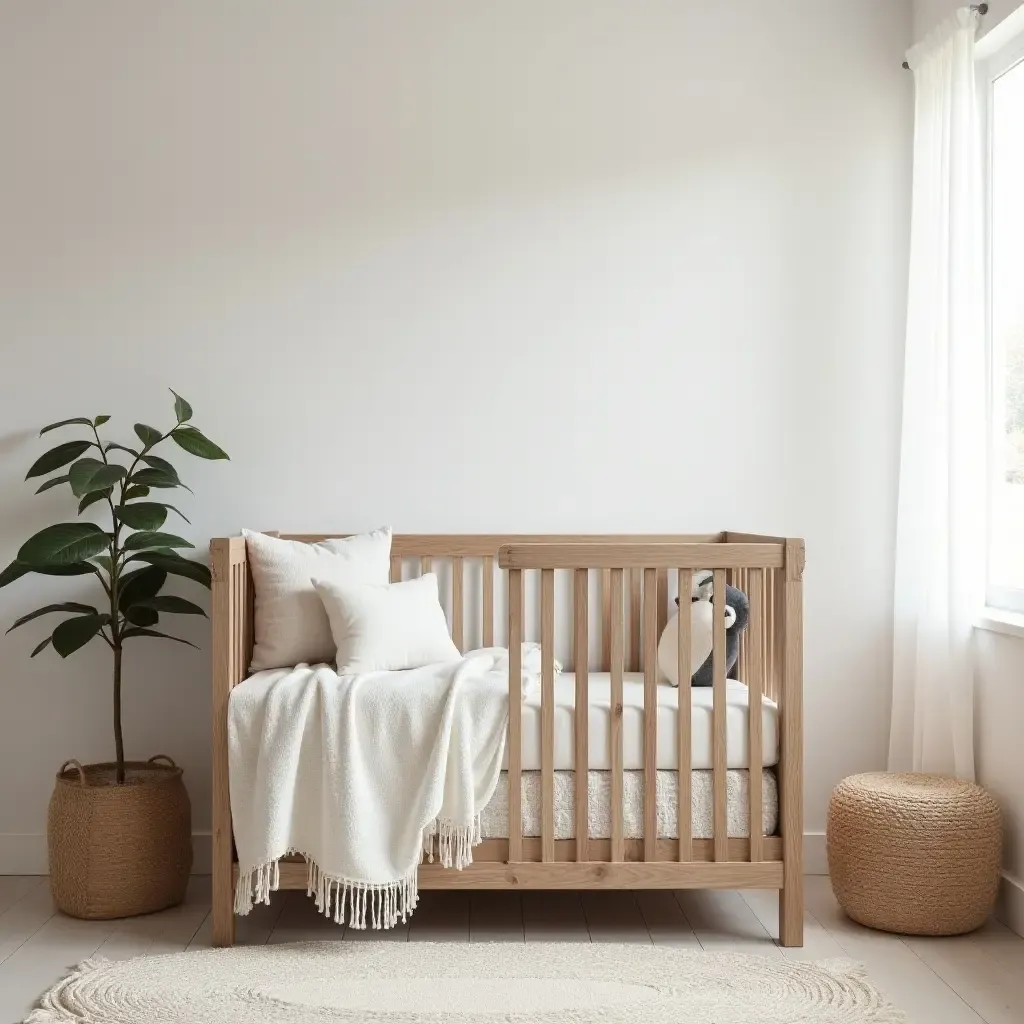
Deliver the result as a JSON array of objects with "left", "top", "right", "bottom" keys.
[{"left": 656, "top": 571, "right": 749, "bottom": 687}]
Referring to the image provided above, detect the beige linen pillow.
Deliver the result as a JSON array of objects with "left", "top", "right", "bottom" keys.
[
  {"left": 243, "top": 527, "right": 391, "bottom": 671},
  {"left": 312, "top": 573, "right": 461, "bottom": 674}
]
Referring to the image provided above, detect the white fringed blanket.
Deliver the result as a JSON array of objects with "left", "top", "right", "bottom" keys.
[{"left": 229, "top": 647, "right": 540, "bottom": 930}]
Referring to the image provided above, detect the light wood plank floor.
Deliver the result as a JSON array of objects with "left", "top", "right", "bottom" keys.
[{"left": 1, "top": 874, "right": 1022, "bottom": 1022}]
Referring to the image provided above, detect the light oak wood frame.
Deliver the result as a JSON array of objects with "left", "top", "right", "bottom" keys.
[{"left": 210, "top": 531, "right": 804, "bottom": 948}]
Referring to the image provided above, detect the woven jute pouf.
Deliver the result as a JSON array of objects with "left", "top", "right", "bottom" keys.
[
  {"left": 48, "top": 756, "right": 192, "bottom": 920},
  {"left": 827, "top": 772, "right": 1002, "bottom": 936}
]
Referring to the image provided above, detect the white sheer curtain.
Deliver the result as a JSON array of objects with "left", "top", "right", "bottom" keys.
[{"left": 889, "top": 8, "right": 986, "bottom": 781}]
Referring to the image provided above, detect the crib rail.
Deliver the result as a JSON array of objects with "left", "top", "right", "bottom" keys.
[{"left": 497, "top": 540, "right": 802, "bottom": 896}]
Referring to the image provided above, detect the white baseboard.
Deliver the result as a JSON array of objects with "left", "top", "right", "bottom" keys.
[
  {"left": 996, "top": 872, "right": 1024, "bottom": 938},
  {"left": 0, "top": 832, "right": 212, "bottom": 876},
  {"left": 803, "top": 831, "right": 828, "bottom": 875},
  {"left": 5, "top": 831, "right": 824, "bottom": 877}
]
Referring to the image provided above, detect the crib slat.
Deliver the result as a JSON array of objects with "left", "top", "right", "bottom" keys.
[
  {"left": 237, "top": 563, "right": 246, "bottom": 677},
  {"left": 643, "top": 568, "right": 658, "bottom": 862},
  {"left": 657, "top": 569, "right": 669, "bottom": 636},
  {"left": 574, "top": 568, "right": 589, "bottom": 863},
  {"left": 244, "top": 563, "right": 255, "bottom": 670},
  {"left": 452, "top": 556, "right": 464, "bottom": 651},
  {"left": 508, "top": 569, "right": 523, "bottom": 863},
  {"left": 609, "top": 568, "right": 624, "bottom": 862},
  {"left": 630, "top": 568, "right": 642, "bottom": 672},
  {"left": 601, "top": 569, "right": 611, "bottom": 670},
  {"left": 737, "top": 568, "right": 749, "bottom": 683},
  {"left": 421, "top": 555, "right": 432, "bottom": 577},
  {"left": 677, "top": 568, "right": 692, "bottom": 862},
  {"left": 390, "top": 555, "right": 402, "bottom": 584},
  {"left": 748, "top": 568, "right": 764, "bottom": 862},
  {"left": 767, "top": 569, "right": 776, "bottom": 701},
  {"left": 712, "top": 568, "right": 728, "bottom": 862},
  {"left": 232, "top": 564, "right": 241, "bottom": 681},
  {"left": 541, "top": 568, "right": 555, "bottom": 863},
  {"left": 482, "top": 556, "right": 494, "bottom": 647}
]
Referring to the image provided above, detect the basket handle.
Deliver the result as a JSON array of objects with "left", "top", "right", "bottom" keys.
[
  {"left": 58, "top": 759, "right": 86, "bottom": 785},
  {"left": 147, "top": 754, "right": 178, "bottom": 769}
]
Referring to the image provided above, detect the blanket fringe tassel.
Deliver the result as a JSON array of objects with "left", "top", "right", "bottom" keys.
[
  {"left": 421, "top": 814, "right": 482, "bottom": 869},
  {"left": 234, "top": 818, "right": 481, "bottom": 930}
]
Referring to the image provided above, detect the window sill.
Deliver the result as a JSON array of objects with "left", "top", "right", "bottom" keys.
[{"left": 975, "top": 608, "right": 1024, "bottom": 640}]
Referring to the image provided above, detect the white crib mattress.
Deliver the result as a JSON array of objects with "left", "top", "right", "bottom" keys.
[
  {"left": 480, "top": 769, "right": 778, "bottom": 840},
  {"left": 505, "top": 675, "right": 779, "bottom": 771}
]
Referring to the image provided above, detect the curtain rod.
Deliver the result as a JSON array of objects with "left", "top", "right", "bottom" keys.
[{"left": 903, "top": 3, "right": 988, "bottom": 68}]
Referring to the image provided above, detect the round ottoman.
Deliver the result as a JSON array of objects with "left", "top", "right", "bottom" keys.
[{"left": 827, "top": 772, "right": 1002, "bottom": 936}]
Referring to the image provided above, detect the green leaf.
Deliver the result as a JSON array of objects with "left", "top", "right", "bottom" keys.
[
  {"left": 117, "top": 566, "right": 167, "bottom": 611},
  {"left": 93, "top": 415, "right": 110, "bottom": 427},
  {"left": 127, "top": 501, "right": 189, "bottom": 524},
  {"left": 170, "top": 390, "right": 193, "bottom": 424},
  {"left": 157, "top": 502, "right": 190, "bottom": 524},
  {"left": 78, "top": 488, "right": 112, "bottom": 514},
  {"left": 140, "top": 454, "right": 180, "bottom": 479},
  {"left": 106, "top": 442, "right": 140, "bottom": 458},
  {"left": 25, "top": 441, "right": 93, "bottom": 479},
  {"left": 36, "top": 474, "right": 71, "bottom": 494},
  {"left": 130, "top": 468, "right": 183, "bottom": 490},
  {"left": 171, "top": 427, "right": 229, "bottom": 461},
  {"left": 0, "top": 561, "right": 31, "bottom": 588},
  {"left": 6, "top": 602, "right": 96, "bottom": 634},
  {"left": 117, "top": 502, "right": 167, "bottom": 531},
  {"left": 126, "top": 552, "right": 211, "bottom": 588},
  {"left": 52, "top": 613, "right": 108, "bottom": 657},
  {"left": 122, "top": 531, "right": 194, "bottom": 552},
  {"left": 18, "top": 524, "right": 110, "bottom": 566},
  {"left": 39, "top": 418, "right": 92, "bottom": 436},
  {"left": 30, "top": 636, "right": 52, "bottom": 658},
  {"left": 35, "top": 562, "right": 97, "bottom": 576},
  {"left": 1, "top": 559, "right": 96, "bottom": 587},
  {"left": 92, "top": 555, "right": 113, "bottom": 574},
  {"left": 122, "top": 485, "right": 150, "bottom": 501},
  {"left": 69, "top": 459, "right": 126, "bottom": 498},
  {"left": 134, "top": 424, "right": 163, "bottom": 448},
  {"left": 133, "top": 595, "right": 206, "bottom": 617},
  {"left": 121, "top": 627, "right": 197, "bottom": 648},
  {"left": 125, "top": 605, "right": 160, "bottom": 627}
]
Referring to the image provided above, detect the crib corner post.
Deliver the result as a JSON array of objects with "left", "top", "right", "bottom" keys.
[
  {"left": 778, "top": 538, "right": 804, "bottom": 948},
  {"left": 211, "top": 537, "right": 242, "bottom": 947}
]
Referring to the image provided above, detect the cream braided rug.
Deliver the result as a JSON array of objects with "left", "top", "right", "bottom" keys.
[{"left": 27, "top": 942, "right": 905, "bottom": 1023}]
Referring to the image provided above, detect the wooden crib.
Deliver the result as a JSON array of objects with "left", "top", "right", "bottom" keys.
[{"left": 210, "top": 532, "right": 805, "bottom": 947}]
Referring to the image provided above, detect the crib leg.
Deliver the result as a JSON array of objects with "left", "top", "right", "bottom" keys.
[
  {"left": 779, "top": 880, "right": 804, "bottom": 948},
  {"left": 212, "top": 840, "right": 236, "bottom": 947},
  {"left": 212, "top": 882, "right": 235, "bottom": 947}
]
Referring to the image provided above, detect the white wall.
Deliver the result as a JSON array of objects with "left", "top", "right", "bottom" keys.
[
  {"left": 0, "top": 0, "right": 913, "bottom": 871},
  {"left": 976, "top": 630, "right": 1024, "bottom": 929},
  {"left": 913, "top": 0, "right": 1023, "bottom": 39}
]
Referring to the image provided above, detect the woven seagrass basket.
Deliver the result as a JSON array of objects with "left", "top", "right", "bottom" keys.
[
  {"left": 827, "top": 772, "right": 1002, "bottom": 936},
  {"left": 48, "top": 756, "right": 192, "bottom": 920}
]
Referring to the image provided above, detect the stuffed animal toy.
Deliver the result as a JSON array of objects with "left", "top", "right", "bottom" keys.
[{"left": 657, "top": 571, "right": 749, "bottom": 687}]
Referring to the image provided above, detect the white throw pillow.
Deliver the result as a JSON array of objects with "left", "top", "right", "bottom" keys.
[
  {"left": 243, "top": 528, "right": 392, "bottom": 671},
  {"left": 313, "top": 573, "right": 461, "bottom": 674}
]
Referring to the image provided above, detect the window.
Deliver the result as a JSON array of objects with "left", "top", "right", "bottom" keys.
[{"left": 984, "top": 32, "right": 1024, "bottom": 614}]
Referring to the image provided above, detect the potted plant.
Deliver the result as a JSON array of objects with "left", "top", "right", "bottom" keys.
[{"left": 1, "top": 391, "right": 228, "bottom": 919}]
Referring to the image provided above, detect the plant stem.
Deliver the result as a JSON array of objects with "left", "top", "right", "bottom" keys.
[
  {"left": 100, "top": 425, "right": 171, "bottom": 784},
  {"left": 95, "top": 421, "right": 127, "bottom": 783},
  {"left": 113, "top": 642, "right": 124, "bottom": 783}
]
